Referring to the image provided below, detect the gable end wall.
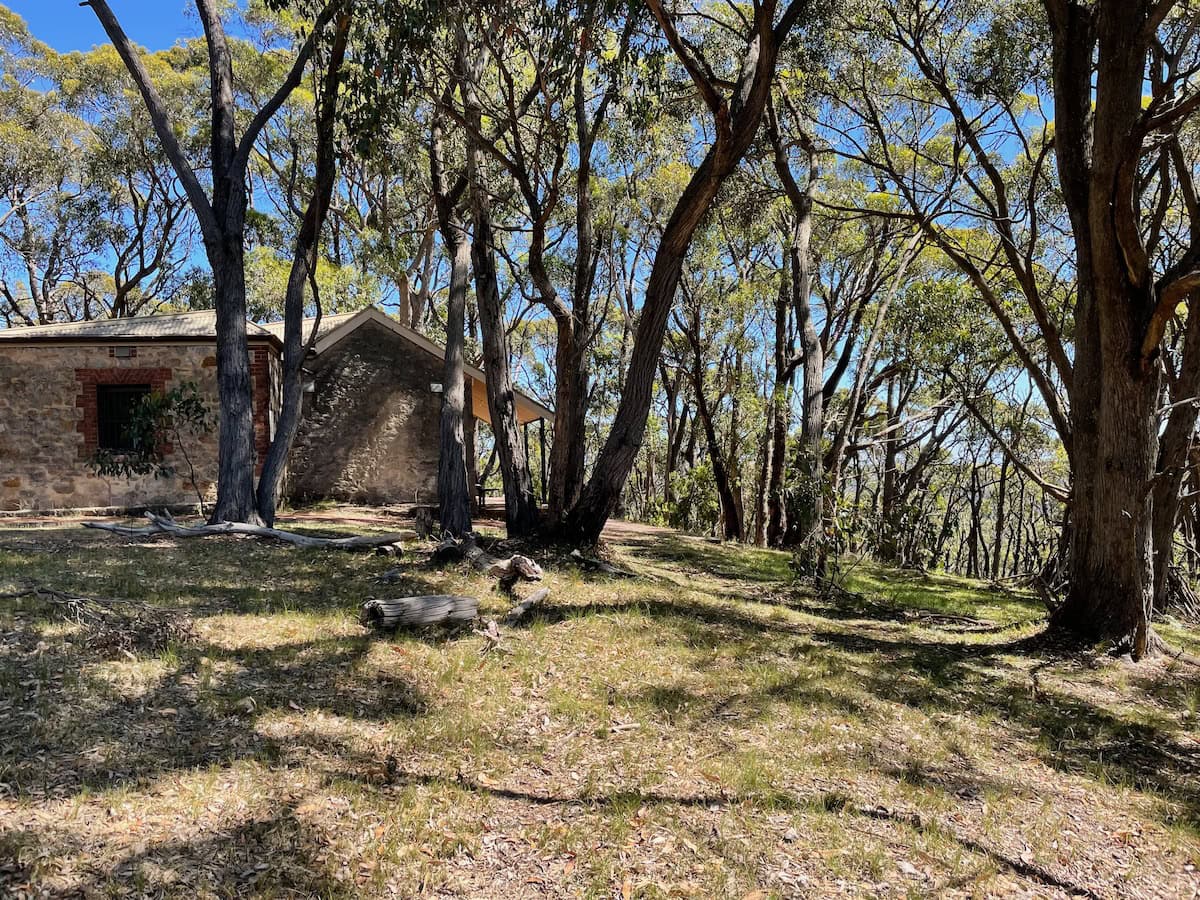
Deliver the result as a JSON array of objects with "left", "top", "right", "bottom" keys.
[{"left": 287, "top": 319, "right": 465, "bottom": 506}]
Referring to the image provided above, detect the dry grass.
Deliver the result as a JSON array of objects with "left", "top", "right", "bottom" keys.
[{"left": 0, "top": 512, "right": 1198, "bottom": 898}]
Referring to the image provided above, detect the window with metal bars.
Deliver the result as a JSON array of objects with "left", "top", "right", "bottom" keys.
[{"left": 96, "top": 384, "right": 150, "bottom": 451}]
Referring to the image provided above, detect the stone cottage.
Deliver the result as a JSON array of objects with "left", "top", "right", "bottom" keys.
[{"left": 0, "top": 305, "right": 553, "bottom": 513}]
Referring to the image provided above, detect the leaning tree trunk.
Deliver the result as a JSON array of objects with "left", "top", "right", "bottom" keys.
[
  {"left": 561, "top": 3, "right": 800, "bottom": 544},
  {"left": 256, "top": 9, "right": 350, "bottom": 525},
  {"left": 458, "top": 35, "right": 538, "bottom": 537},
  {"left": 469, "top": 204, "right": 539, "bottom": 536}
]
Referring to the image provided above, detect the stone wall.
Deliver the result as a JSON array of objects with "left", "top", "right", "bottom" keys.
[
  {"left": 0, "top": 341, "right": 275, "bottom": 512},
  {"left": 288, "top": 319, "right": 473, "bottom": 506}
]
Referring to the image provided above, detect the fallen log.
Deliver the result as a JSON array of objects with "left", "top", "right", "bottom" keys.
[
  {"left": 84, "top": 511, "right": 413, "bottom": 551},
  {"left": 504, "top": 587, "right": 551, "bottom": 625},
  {"left": 432, "top": 535, "right": 543, "bottom": 588},
  {"left": 463, "top": 538, "right": 543, "bottom": 580},
  {"left": 359, "top": 595, "right": 478, "bottom": 630}
]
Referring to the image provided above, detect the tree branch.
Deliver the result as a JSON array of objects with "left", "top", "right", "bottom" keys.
[
  {"left": 82, "top": 0, "right": 218, "bottom": 242},
  {"left": 231, "top": 0, "right": 345, "bottom": 181},
  {"left": 644, "top": 0, "right": 726, "bottom": 117}
]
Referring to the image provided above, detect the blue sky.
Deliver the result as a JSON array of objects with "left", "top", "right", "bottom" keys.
[{"left": 10, "top": 2, "right": 200, "bottom": 53}]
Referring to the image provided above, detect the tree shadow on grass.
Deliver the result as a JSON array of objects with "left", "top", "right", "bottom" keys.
[
  {"left": 290, "top": 733, "right": 1105, "bottom": 900},
  {"left": 1, "top": 797, "right": 357, "bottom": 898},
  {"left": 615, "top": 671, "right": 871, "bottom": 725},
  {"left": 779, "top": 579, "right": 1040, "bottom": 634},
  {"left": 0, "top": 630, "right": 428, "bottom": 802},
  {"left": 808, "top": 628, "right": 1200, "bottom": 827},
  {"left": 0, "top": 535, "right": 443, "bottom": 619},
  {"left": 525, "top": 587, "right": 1200, "bottom": 832}
]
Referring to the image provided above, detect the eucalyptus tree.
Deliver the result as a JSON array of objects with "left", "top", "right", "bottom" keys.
[
  {"left": 83, "top": 0, "right": 345, "bottom": 524},
  {"left": 563, "top": 0, "right": 820, "bottom": 543},
  {"left": 0, "top": 23, "right": 198, "bottom": 324},
  {"left": 426, "top": 1, "right": 639, "bottom": 525},
  {"left": 255, "top": 5, "right": 354, "bottom": 525},
  {"left": 764, "top": 97, "right": 824, "bottom": 557},
  {"left": 452, "top": 19, "right": 541, "bottom": 536},
  {"left": 824, "top": 0, "right": 1200, "bottom": 655},
  {"left": 1041, "top": 0, "right": 1200, "bottom": 655},
  {"left": 668, "top": 204, "right": 774, "bottom": 541},
  {"left": 428, "top": 99, "right": 474, "bottom": 537}
]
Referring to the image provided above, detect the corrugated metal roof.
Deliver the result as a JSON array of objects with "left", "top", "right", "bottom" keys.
[
  {"left": 257, "top": 311, "right": 360, "bottom": 343},
  {"left": 0, "top": 305, "right": 555, "bottom": 422},
  {"left": 0, "top": 310, "right": 278, "bottom": 342}
]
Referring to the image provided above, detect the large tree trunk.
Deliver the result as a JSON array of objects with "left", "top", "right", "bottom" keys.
[
  {"left": 548, "top": 315, "right": 588, "bottom": 520},
  {"left": 208, "top": 244, "right": 262, "bottom": 525},
  {"left": 1055, "top": 322, "right": 1159, "bottom": 655},
  {"left": 429, "top": 103, "right": 474, "bottom": 538},
  {"left": 87, "top": 0, "right": 341, "bottom": 527},
  {"left": 436, "top": 226, "right": 474, "bottom": 537},
  {"left": 1047, "top": 0, "right": 1164, "bottom": 658}
]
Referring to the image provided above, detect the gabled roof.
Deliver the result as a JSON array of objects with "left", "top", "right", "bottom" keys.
[
  {"left": 0, "top": 310, "right": 279, "bottom": 344},
  {"left": 0, "top": 305, "right": 554, "bottom": 424},
  {"left": 307, "top": 306, "right": 555, "bottom": 425},
  {"left": 256, "top": 310, "right": 360, "bottom": 344}
]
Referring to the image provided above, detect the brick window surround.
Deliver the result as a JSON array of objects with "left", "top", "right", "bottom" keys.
[
  {"left": 77, "top": 367, "right": 171, "bottom": 459},
  {"left": 251, "top": 347, "right": 270, "bottom": 474}
]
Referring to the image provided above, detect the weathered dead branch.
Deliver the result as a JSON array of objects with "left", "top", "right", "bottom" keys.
[
  {"left": 503, "top": 587, "right": 551, "bottom": 625},
  {"left": 432, "top": 535, "right": 543, "bottom": 592},
  {"left": 569, "top": 548, "right": 636, "bottom": 578},
  {"left": 84, "top": 511, "right": 412, "bottom": 551},
  {"left": 0, "top": 583, "right": 194, "bottom": 655}
]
